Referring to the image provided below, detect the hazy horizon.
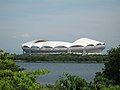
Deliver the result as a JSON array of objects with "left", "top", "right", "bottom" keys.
[{"left": 0, "top": 0, "right": 120, "bottom": 54}]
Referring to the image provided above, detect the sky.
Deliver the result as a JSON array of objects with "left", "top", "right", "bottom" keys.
[{"left": 0, "top": 0, "right": 120, "bottom": 54}]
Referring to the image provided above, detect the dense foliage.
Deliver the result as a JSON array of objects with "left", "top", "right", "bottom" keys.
[
  {"left": 103, "top": 45, "right": 120, "bottom": 85},
  {"left": 0, "top": 50, "right": 49, "bottom": 90},
  {"left": 14, "top": 54, "right": 107, "bottom": 63},
  {"left": 55, "top": 73, "right": 88, "bottom": 90},
  {"left": 54, "top": 72, "right": 120, "bottom": 90}
]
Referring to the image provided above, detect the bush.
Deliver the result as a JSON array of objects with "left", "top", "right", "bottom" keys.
[
  {"left": 91, "top": 45, "right": 120, "bottom": 90},
  {"left": 55, "top": 73, "right": 88, "bottom": 90},
  {"left": 103, "top": 45, "right": 120, "bottom": 85},
  {"left": 0, "top": 50, "right": 49, "bottom": 90}
]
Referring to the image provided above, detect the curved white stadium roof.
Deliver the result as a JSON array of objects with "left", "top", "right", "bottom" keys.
[
  {"left": 73, "top": 38, "right": 104, "bottom": 47},
  {"left": 22, "top": 38, "right": 105, "bottom": 48}
]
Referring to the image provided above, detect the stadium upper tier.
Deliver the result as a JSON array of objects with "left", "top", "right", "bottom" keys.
[{"left": 22, "top": 38, "right": 105, "bottom": 55}]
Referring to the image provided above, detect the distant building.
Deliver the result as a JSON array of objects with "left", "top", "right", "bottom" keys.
[{"left": 22, "top": 38, "right": 105, "bottom": 55}]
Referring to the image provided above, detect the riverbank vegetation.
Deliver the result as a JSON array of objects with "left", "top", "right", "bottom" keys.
[
  {"left": 0, "top": 50, "right": 49, "bottom": 90},
  {"left": 14, "top": 54, "right": 107, "bottom": 63},
  {"left": 0, "top": 45, "right": 120, "bottom": 90}
]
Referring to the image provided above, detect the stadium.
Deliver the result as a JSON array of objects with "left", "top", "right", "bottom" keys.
[{"left": 22, "top": 38, "right": 105, "bottom": 55}]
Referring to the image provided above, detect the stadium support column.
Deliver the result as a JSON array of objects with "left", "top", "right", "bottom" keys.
[
  {"left": 23, "top": 50, "right": 25, "bottom": 54},
  {"left": 83, "top": 47, "right": 86, "bottom": 56},
  {"left": 29, "top": 50, "right": 32, "bottom": 55},
  {"left": 67, "top": 48, "right": 69, "bottom": 54},
  {"left": 67, "top": 48, "right": 71, "bottom": 54},
  {"left": 69, "top": 50, "right": 72, "bottom": 54}
]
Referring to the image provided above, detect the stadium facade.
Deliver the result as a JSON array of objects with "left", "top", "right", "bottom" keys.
[{"left": 22, "top": 38, "right": 105, "bottom": 55}]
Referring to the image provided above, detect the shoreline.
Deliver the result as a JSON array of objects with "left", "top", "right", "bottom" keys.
[{"left": 15, "top": 60, "right": 108, "bottom": 63}]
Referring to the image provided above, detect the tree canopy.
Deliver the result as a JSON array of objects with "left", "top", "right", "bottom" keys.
[{"left": 103, "top": 45, "right": 120, "bottom": 85}]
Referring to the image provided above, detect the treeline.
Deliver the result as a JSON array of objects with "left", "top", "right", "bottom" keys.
[{"left": 14, "top": 54, "right": 108, "bottom": 63}]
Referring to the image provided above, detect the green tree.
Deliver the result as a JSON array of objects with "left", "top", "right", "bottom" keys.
[
  {"left": 91, "top": 45, "right": 120, "bottom": 90},
  {"left": 55, "top": 73, "right": 88, "bottom": 90},
  {"left": 103, "top": 45, "right": 120, "bottom": 85},
  {"left": 0, "top": 50, "right": 49, "bottom": 90}
]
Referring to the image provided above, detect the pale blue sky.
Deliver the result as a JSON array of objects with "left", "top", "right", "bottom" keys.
[{"left": 0, "top": 0, "right": 120, "bottom": 54}]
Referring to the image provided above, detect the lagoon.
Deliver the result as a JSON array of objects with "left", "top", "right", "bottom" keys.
[{"left": 16, "top": 62, "right": 104, "bottom": 85}]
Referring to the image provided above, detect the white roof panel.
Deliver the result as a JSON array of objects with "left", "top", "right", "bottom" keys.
[
  {"left": 73, "top": 38, "right": 104, "bottom": 46},
  {"left": 22, "top": 38, "right": 105, "bottom": 48}
]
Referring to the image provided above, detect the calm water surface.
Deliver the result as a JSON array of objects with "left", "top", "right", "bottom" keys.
[{"left": 16, "top": 62, "right": 104, "bottom": 85}]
